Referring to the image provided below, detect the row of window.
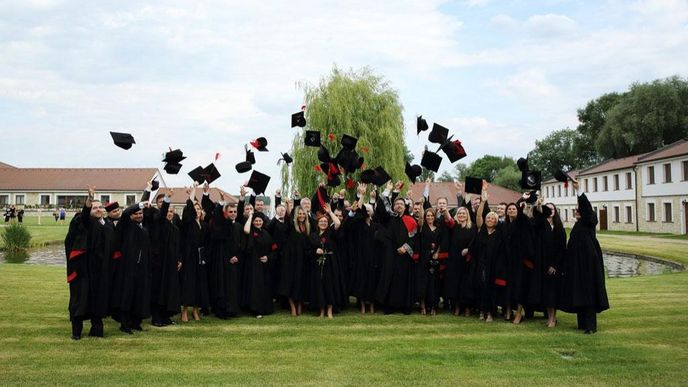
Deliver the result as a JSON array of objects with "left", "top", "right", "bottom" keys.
[
  {"left": 558, "top": 203, "right": 674, "bottom": 224},
  {"left": 647, "top": 161, "right": 688, "bottom": 184},
  {"left": 646, "top": 202, "right": 675, "bottom": 223},
  {"left": 0, "top": 194, "right": 138, "bottom": 207},
  {"left": 544, "top": 172, "right": 633, "bottom": 198}
]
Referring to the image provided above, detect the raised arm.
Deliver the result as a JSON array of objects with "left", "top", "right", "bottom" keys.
[
  {"left": 243, "top": 208, "right": 254, "bottom": 235},
  {"left": 476, "top": 186, "right": 488, "bottom": 229}
]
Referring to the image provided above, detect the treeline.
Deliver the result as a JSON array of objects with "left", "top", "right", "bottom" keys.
[{"left": 437, "top": 75, "right": 688, "bottom": 190}]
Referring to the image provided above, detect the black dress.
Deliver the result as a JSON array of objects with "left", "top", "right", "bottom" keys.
[
  {"left": 348, "top": 209, "right": 381, "bottom": 303},
  {"left": 417, "top": 224, "right": 442, "bottom": 309},
  {"left": 375, "top": 211, "right": 417, "bottom": 312},
  {"left": 278, "top": 223, "right": 312, "bottom": 303},
  {"left": 309, "top": 227, "right": 345, "bottom": 310},
  {"left": 242, "top": 227, "right": 275, "bottom": 315},
  {"left": 266, "top": 216, "right": 290, "bottom": 299},
  {"left": 559, "top": 194, "right": 609, "bottom": 315},
  {"left": 503, "top": 204, "right": 536, "bottom": 309},
  {"left": 180, "top": 199, "right": 210, "bottom": 308},
  {"left": 533, "top": 207, "right": 566, "bottom": 309},
  {"left": 445, "top": 223, "right": 477, "bottom": 307},
  {"left": 149, "top": 200, "right": 181, "bottom": 322},
  {"left": 471, "top": 225, "right": 507, "bottom": 315}
]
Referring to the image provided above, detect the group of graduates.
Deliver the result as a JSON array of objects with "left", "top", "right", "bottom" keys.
[{"left": 64, "top": 176, "right": 609, "bottom": 340}]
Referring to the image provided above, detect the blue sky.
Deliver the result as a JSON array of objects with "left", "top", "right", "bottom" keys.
[{"left": 1, "top": 0, "right": 687, "bottom": 194}]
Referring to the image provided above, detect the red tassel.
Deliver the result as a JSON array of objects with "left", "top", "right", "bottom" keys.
[
  {"left": 215, "top": 152, "right": 221, "bottom": 161},
  {"left": 564, "top": 181, "right": 569, "bottom": 189},
  {"left": 250, "top": 140, "right": 260, "bottom": 149},
  {"left": 437, "top": 252, "right": 449, "bottom": 260},
  {"left": 301, "top": 105, "right": 306, "bottom": 111},
  {"left": 316, "top": 188, "right": 327, "bottom": 210},
  {"left": 67, "top": 271, "right": 77, "bottom": 283},
  {"left": 466, "top": 252, "right": 472, "bottom": 263},
  {"left": 495, "top": 278, "right": 507, "bottom": 287},
  {"left": 412, "top": 253, "right": 420, "bottom": 262},
  {"left": 68, "top": 249, "right": 86, "bottom": 260}
]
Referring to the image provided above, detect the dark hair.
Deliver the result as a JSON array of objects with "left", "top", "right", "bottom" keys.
[
  {"left": 505, "top": 202, "right": 518, "bottom": 223},
  {"left": 546, "top": 203, "right": 564, "bottom": 232},
  {"left": 499, "top": 202, "right": 507, "bottom": 207}
]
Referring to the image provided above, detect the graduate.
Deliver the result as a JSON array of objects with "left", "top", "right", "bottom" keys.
[
  {"left": 446, "top": 205, "right": 478, "bottom": 316},
  {"left": 503, "top": 196, "right": 537, "bottom": 324},
  {"left": 266, "top": 194, "right": 290, "bottom": 301},
  {"left": 180, "top": 183, "right": 210, "bottom": 322},
  {"left": 416, "top": 208, "right": 442, "bottom": 315},
  {"left": 64, "top": 186, "right": 113, "bottom": 339},
  {"left": 559, "top": 179, "right": 609, "bottom": 334},
  {"left": 242, "top": 209, "right": 275, "bottom": 318},
  {"left": 309, "top": 204, "right": 344, "bottom": 318},
  {"left": 533, "top": 200, "right": 566, "bottom": 328},
  {"left": 278, "top": 205, "right": 313, "bottom": 316}
]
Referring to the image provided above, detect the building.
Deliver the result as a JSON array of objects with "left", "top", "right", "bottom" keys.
[
  {"left": 0, "top": 163, "right": 163, "bottom": 209},
  {"left": 541, "top": 170, "right": 579, "bottom": 228},
  {"left": 407, "top": 181, "right": 521, "bottom": 210}
]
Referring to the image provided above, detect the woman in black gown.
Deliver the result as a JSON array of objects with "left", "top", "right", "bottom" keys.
[
  {"left": 533, "top": 200, "right": 566, "bottom": 328},
  {"left": 242, "top": 210, "right": 275, "bottom": 318},
  {"left": 348, "top": 184, "right": 381, "bottom": 314},
  {"left": 417, "top": 208, "right": 441, "bottom": 315},
  {"left": 447, "top": 206, "right": 477, "bottom": 316},
  {"left": 180, "top": 183, "right": 210, "bottom": 322},
  {"left": 310, "top": 204, "right": 343, "bottom": 319},
  {"left": 278, "top": 205, "right": 312, "bottom": 316}
]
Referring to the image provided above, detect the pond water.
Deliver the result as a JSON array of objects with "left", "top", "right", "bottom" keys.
[{"left": 0, "top": 245, "right": 683, "bottom": 277}]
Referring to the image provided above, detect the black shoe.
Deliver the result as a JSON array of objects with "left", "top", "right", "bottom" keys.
[
  {"left": 119, "top": 326, "right": 133, "bottom": 335},
  {"left": 71, "top": 335, "right": 81, "bottom": 341}
]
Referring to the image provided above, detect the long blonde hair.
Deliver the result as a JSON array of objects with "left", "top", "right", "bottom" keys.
[
  {"left": 455, "top": 206, "right": 472, "bottom": 229},
  {"left": 292, "top": 206, "right": 310, "bottom": 235}
]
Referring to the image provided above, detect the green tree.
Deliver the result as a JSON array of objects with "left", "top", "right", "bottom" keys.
[
  {"left": 463, "top": 155, "right": 517, "bottom": 182},
  {"left": 576, "top": 91, "right": 623, "bottom": 151},
  {"left": 284, "top": 67, "right": 407, "bottom": 197},
  {"left": 527, "top": 128, "right": 596, "bottom": 176},
  {"left": 595, "top": 76, "right": 688, "bottom": 158},
  {"left": 492, "top": 164, "right": 521, "bottom": 191}
]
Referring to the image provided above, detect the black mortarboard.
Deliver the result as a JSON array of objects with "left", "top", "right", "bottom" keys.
[
  {"left": 360, "top": 169, "right": 375, "bottom": 184},
  {"left": 236, "top": 161, "right": 252, "bottom": 173},
  {"left": 311, "top": 185, "right": 330, "bottom": 214},
  {"left": 464, "top": 176, "right": 483, "bottom": 195},
  {"left": 250, "top": 137, "right": 269, "bottom": 152},
  {"left": 188, "top": 166, "right": 205, "bottom": 184},
  {"left": 110, "top": 131, "right": 135, "bottom": 150},
  {"left": 520, "top": 170, "right": 542, "bottom": 190},
  {"left": 246, "top": 170, "right": 270, "bottom": 195},
  {"left": 104, "top": 201, "right": 120, "bottom": 212},
  {"left": 291, "top": 111, "right": 306, "bottom": 128},
  {"left": 420, "top": 150, "right": 442, "bottom": 172},
  {"left": 371, "top": 167, "right": 392, "bottom": 186},
  {"left": 164, "top": 162, "right": 183, "bottom": 174},
  {"left": 554, "top": 169, "right": 572, "bottom": 184},
  {"left": 428, "top": 123, "right": 450, "bottom": 145},
  {"left": 417, "top": 115, "right": 429, "bottom": 135},
  {"left": 245, "top": 147, "right": 256, "bottom": 164},
  {"left": 405, "top": 162, "right": 422, "bottom": 183},
  {"left": 318, "top": 146, "right": 331, "bottom": 163},
  {"left": 202, "top": 163, "right": 221, "bottom": 184},
  {"left": 517, "top": 157, "right": 529, "bottom": 172},
  {"left": 526, "top": 190, "right": 539, "bottom": 204},
  {"left": 279, "top": 152, "right": 293, "bottom": 164},
  {"left": 151, "top": 180, "right": 160, "bottom": 191},
  {"left": 441, "top": 140, "right": 467, "bottom": 163},
  {"left": 305, "top": 130, "right": 321, "bottom": 147},
  {"left": 162, "top": 149, "right": 186, "bottom": 163},
  {"left": 341, "top": 134, "right": 358, "bottom": 150},
  {"left": 327, "top": 173, "right": 341, "bottom": 187}
]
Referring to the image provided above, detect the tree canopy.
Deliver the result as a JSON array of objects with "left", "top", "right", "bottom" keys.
[{"left": 527, "top": 128, "right": 594, "bottom": 177}]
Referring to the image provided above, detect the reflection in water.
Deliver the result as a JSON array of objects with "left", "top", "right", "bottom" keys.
[{"left": 1, "top": 244, "right": 64, "bottom": 265}]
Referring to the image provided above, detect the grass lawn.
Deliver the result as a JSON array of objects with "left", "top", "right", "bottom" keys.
[
  {"left": 0, "top": 216, "right": 69, "bottom": 249},
  {"left": 0, "top": 265, "right": 686, "bottom": 386}
]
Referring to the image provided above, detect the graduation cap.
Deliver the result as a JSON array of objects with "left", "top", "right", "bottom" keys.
[
  {"left": 341, "top": 134, "right": 358, "bottom": 150},
  {"left": 360, "top": 169, "right": 376, "bottom": 184},
  {"left": 110, "top": 131, "right": 135, "bottom": 150},
  {"left": 246, "top": 170, "right": 271, "bottom": 195},
  {"left": 250, "top": 137, "right": 269, "bottom": 152},
  {"left": 188, "top": 166, "right": 205, "bottom": 184},
  {"left": 305, "top": 130, "right": 321, "bottom": 147},
  {"left": 291, "top": 111, "right": 306, "bottom": 128},
  {"left": 517, "top": 157, "right": 529, "bottom": 172},
  {"left": 164, "top": 162, "right": 183, "bottom": 175},
  {"left": 317, "top": 146, "right": 331, "bottom": 163},
  {"left": 420, "top": 150, "right": 443, "bottom": 172},
  {"left": 327, "top": 173, "right": 341, "bottom": 187},
  {"left": 371, "top": 167, "right": 392, "bottom": 187},
  {"left": 311, "top": 185, "right": 330, "bottom": 214},
  {"left": 278, "top": 152, "right": 293, "bottom": 165},
  {"left": 428, "top": 123, "right": 450, "bottom": 145},
  {"left": 525, "top": 190, "right": 539, "bottom": 204},
  {"left": 162, "top": 149, "right": 186, "bottom": 163},
  {"left": 245, "top": 146, "right": 256, "bottom": 165},
  {"left": 520, "top": 170, "right": 542, "bottom": 190},
  {"left": 405, "top": 162, "right": 422, "bottom": 183},
  {"left": 464, "top": 176, "right": 483, "bottom": 195},
  {"left": 554, "top": 169, "right": 573, "bottom": 188},
  {"left": 417, "top": 115, "right": 429, "bottom": 135},
  {"left": 236, "top": 161, "right": 252, "bottom": 173},
  {"left": 151, "top": 179, "right": 160, "bottom": 191},
  {"left": 202, "top": 163, "right": 221, "bottom": 184},
  {"left": 104, "top": 201, "right": 120, "bottom": 212},
  {"left": 441, "top": 140, "right": 467, "bottom": 163}
]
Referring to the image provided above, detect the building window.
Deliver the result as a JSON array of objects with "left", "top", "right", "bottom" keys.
[
  {"left": 40, "top": 194, "right": 51, "bottom": 206},
  {"left": 647, "top": 203, "right": 655, "bottom": 222},
  {"left": 593, "top": 177, "right": 598, "bottom": 192},
  {"left": 648, "top": 166, "right": 655, "bottom": 184},
  {"left": 683, "top": 160, "right": 688, "bottom": 181},
  {"left": 545, "top": 186, "right": 549, "bottom": 198},
  {"left": 0, "top": 195, "right": 8, "bottom": 205},
  {"left": 100, "top": 195, "right": 111, "bottom": 204},
  {"left": 626, "top": 172, "right": 632, "bottom": 189},
  {"left": 626, "top": 206, "right": 633, "bottom": 224},
  {"left": 57, "top": 195, "right": 88, "bottom": 209},
  {"left": 557, "top": 185, "right": 561, "bottom": 197},
  {"left": 613, "top": 206, "right": 620, "bottom": 223},
  {"left": 603, "top": 176, "right": 608, "bottom": 191},
  {"left": 564, "top": 208, "right": 568, "bottom": 222},
  {"left": 14, "top": 194, "right": 25, "bottom": 205},
  {"left": 125, "top": 194, "right": 136, "bottom": 206},
  {"left": 664, "top": 202, "right": 673, "bottom": 222},
  {"left": 664, "top": 163, "right": 672, "bottom": 183},
  {"left": 614, "top": 174, "right": 619, "bottom": 190},
  {"left": 564, "top": 185, "right": 568, "bottom": 197},
  {"left": 584, "top": 179, "right": 589, "bottom": 192}
]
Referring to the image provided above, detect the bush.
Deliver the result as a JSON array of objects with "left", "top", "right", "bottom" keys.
[{"left": 1, "top": 224, "right": 32, "bottom": 252}]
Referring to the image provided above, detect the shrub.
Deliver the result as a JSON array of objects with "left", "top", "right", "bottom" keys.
[{"left": 1, "top": 224, "right": 32, "bottom": 252}]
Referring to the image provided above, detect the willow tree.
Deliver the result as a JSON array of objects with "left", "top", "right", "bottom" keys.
[{"left": 282, "top": 67, "right": 407, "bottom": 197}]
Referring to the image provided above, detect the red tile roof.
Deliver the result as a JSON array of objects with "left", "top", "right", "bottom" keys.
[
  {"left": 157, "top": 187, "right": 238, "bottom": 205},
  {"left": 636, "top": 139, "right": 688, "bottom": 163},
  {"left": 0, "top": 161, "right": 16, "bottom": 169},
  {"left": 0, "top": 167, "right": 159, "bottom": 191},
  {"left": 543, "top": 170, "right": 580, "bottom": 184},
  {"left": 407, "top": 181, "right": 521, "bottom": 207},
  {"left": 578, "top": 154, "right": 647, "bottom": 176}
]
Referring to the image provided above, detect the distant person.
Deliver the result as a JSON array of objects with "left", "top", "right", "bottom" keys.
[
  {"left": 17, "top": 208, "right": 24, "bottom": 223},
  {"left": 3, "top": 206, "right": 10, "bottom": 223},
  {"left": 53, "top": 209, "right": 59, "bottom": 222},
  {"left": 8, "top": 205, "right": 16, "bottom": 224},
  {"left": 59, "top": 208, "right": 67, "bottom": 224}
]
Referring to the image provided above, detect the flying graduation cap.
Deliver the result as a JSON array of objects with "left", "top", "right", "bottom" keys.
[
  {"left": 305, "top": 130, "right": 321, "bottom": 147},
  {"left": 291, "top": 111, "right": 306, "bottom": 128},
  {"left": 110, "top": 131, "right": 136, "bottom": 150},
  {"left": 420, "top": 150, "right": 443, "bottom": 172},
  {"left": 405, "top": 162, "right": 422, "bottom": 183},
  {"left": 317, "top": 146, "right": 332, "bottom": 163},
  {"left": 246, "top": 170, "right": 271, "bottom": 195},
  {"left": 250, "top": 137, "right": 269, "bottom": 152},
  {"left": 554, "top": 169, "right": 573, "bottom": 188},
  {"left": 162, "top": 148, "right": 186, "bottom": 175},
  {"left": 150, "top": 179, "right": 160, "bottom": 192},
  {"left": 464, "top": 176, "right": 484, "bottom": 195},
  {"left": 371, "top": 166, "right": 392, "bottom": 186},
  {"left": 417, "top": 115, "right": 429, "bottom": 135},
  {"left": 278, "top": 152, "right": 293, "bottom": 165},
  {"left": 189, "top": 164, "right": 221, "bottom": 184}
]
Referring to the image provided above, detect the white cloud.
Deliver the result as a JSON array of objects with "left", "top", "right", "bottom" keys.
[
  {"left": 524, "top": 14, "right": 578, "bottom": 37},
  {"left": 490, "top": 14, "right": 518, "bottom": 29}
]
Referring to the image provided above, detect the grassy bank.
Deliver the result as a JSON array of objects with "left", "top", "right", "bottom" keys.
[
  {"left": 0, "top": 265, "right": 686, "bottom": 386},
  {"left": 0, "top": 216, "right": 69, "bottom": 249}
]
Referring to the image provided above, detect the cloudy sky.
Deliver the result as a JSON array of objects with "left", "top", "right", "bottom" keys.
[{"left": 2, "top": 0, "right": 687, "bottom": 194}]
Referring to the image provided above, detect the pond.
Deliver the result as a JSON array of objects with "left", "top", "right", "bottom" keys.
[{"left": 0, "top": 245, "right": 683, "bottom": 277}]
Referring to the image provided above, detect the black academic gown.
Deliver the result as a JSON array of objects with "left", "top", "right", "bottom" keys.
[
  {"left": 278, "top": 222, "right": 312, "bottom": 303},
  {"left": 204, "top": 199, "right": 243, "bottom": 318},
  {"left": 149, "top": 200, "right": 181, "bottom": 319},
  {"left": 309, "top": 227, "right": 345, "bottom": 310},
  {"left": 242, "top": 227, "right": 275, "bottom": 315},
  {"left": 375, "top": 209, "right": 417, "bottom": 312},
  {"left": 559, "top": 193, "right": 609, "bottom": 314},
  {"left": 471, "top": 225, "right": 507, "bottom": 315},
  {"left": 445, "top": 222, "right": 477, "bottom": 305},
  {"left": 64, "top": 208, "right": 113, "bottom": 321},
  {"left": 533, "top": 206, "right": 566, "bottom": 309},
  {"left": 417, "top": 224, "right": 442, "bottom": 308},
  {"left": 111, "top": 204, "right": 151, "bottom": 321},
  {"left": 348, "top": 209, "right": 381, "bottom": 303},
  {"left": 503, "top": 203, "right": 536, "bottom": 308},
  {"left": 266, "top": 216, "right": 290, "bottom": 299},
  {"left": 180, "top": 199, "right": 210, "bottom": 308}
]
